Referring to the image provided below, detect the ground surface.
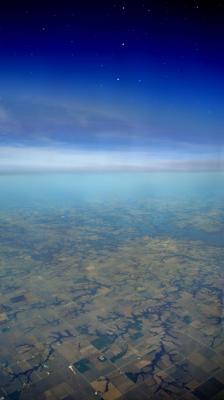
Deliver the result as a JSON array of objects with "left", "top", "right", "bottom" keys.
[{"left": 0, "top": 181, "right": 223, "bottom": 399}]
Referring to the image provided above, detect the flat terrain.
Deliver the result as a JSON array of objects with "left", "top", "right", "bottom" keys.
[{"left": 0, "top": 181, "right": 223, "bottom": 399}]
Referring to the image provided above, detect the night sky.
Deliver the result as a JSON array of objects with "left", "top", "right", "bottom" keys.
[{"left": 0, "top": 0, "right": 223, "bottom": 170}]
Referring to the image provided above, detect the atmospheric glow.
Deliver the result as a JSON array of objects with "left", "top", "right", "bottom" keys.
[
  {"left": 0, "top": 145, "right": 223, "bottom": 172},
  {"left": 0, "top": 3, "right": 223, "bottom": 171}
]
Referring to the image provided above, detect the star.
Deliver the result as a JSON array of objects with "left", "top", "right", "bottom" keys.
[
  {"left": 116, "top": 77, "right": 120, "bottom": 81},
  {"left": 42, "top": 26, "right": 46, "bottom": 31},
  {"left": 121, "top": 42, "right": 125, "bottom": 47}
]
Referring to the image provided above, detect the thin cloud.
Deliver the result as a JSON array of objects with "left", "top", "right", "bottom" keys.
[
  {"left": 0, "top": 145, "right": 223, "bottom": 172},
  {"left": 0, "top": 96, "right": 135, "bottom": 146}
]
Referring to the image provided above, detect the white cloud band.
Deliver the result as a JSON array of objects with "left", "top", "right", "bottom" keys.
[{"left": 0, "top": 145, "right": 223, "bottom": 172}]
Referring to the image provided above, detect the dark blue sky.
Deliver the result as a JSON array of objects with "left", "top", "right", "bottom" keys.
[{"left": 0, "top": 0, "right": 223, "bottom": 170}]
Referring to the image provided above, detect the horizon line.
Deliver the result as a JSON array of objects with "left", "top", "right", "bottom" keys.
[{"left": 0, "top": 165, "right": 224, "bottom": 174}]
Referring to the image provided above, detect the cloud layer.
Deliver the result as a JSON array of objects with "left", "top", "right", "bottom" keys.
[
  {"left": 0, "top": 145, "right": 223, "bottom": 172},
  {"left": 0, "top": 94, "right": 223, "bottom": 172}
]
